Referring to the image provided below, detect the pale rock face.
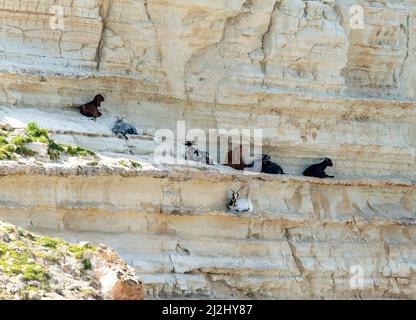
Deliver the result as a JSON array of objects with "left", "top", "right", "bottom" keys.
[
  {"left": 262, "top": 0, "right": 348, "bottom": 91},
  {"left": 0, "top": 0, "right": 415, "bottom": 99},
  {"left": 0, "top": 0, "right": 102, "bottom": 69},
  {"left": 338, "top": 1, "right": 411, "bottom": 93},
  {"left": 88, "top": 247, "right": 144, "bottom": 300},
  {"left": 0, "top": 165, "right": 414, "bottom": 299},
  {"left": 0, "top": 0, "right": 415, "bottom": 300}
]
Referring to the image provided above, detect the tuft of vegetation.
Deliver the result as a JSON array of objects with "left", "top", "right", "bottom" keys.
[
  {"left": 68, "top": 243, "right": 95, "bottom": 260},
  {"left": 65, "top": 145, "right": 95, "bottom": 157},
  {"left": 26, "top": 121, "right": 64, "bottom": 160},
  {"left": 32, "top": 250, "right": 60, "bottom": 264},
  {"left": 119, "top": 159, "right": 142, "bottom": 169},
  {"left": 0, "top": 121, "right": 97, "bottom": 161},
  {"left": 26, "top": 122, "right": 49, "bottom": 141},
  {"left": 11, "top": 135, "right": 31, "bottom": 147},
  {"left": 47, "top": 139, "right": 65, "bottom": 160},
  {"left": 0, "top": 145, "right": 15, "bottom": 160},
  {"left": 36, "top": 236, "right": 65, "bottom": 250},
  {"left": 22, "top": 264, "right": 50, "bottom": 283},
  {"left": 0, "top": 221, "right": 101, "bottom": 299},
  {"left": 131, "top": 160, "right": 142, "bottom": 169},
  {"left": 0, "top": 135, "right": 8, "bottom": 145},
  {"left": 0, "top": 242, "right": 50, "bottom": 285},
  {"left": 0, "top": 133, "right": 15, "bottom": 160},
  {"left": 82, "top": 259, "right": 92, "bottom": 271}
]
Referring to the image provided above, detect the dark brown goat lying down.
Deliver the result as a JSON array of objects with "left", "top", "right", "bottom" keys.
[
  {"left": 225, "top": 145, "right": 254, "bottom": 171},
  {"left": 79, "top": 94, "right": 104, "bottom": 119}
]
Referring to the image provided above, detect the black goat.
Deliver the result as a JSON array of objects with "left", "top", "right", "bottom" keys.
[
  {"left": 303, "top": 158, "right": 334, "bottom": 179},
  {"left": 261, "top": 154, "right": 284, "bottom": 175}
]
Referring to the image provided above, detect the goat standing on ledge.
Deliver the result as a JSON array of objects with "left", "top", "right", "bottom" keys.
[
  {"left": 80, "top": 94, "right": 104, "bottom": 119},
  {"left": 303, "top": 158, "right": 334, "bottom": 179}
]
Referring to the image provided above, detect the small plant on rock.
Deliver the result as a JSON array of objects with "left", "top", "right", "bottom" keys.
[
  {"left": 65, "top": 145, "right": 96, "bottom": 157},
  {"left": 82, "top": 258, "right": 92, "bottom": 271},
  {"left": 0, "top": 121, "right": 97, "bottom": 161},
  {"left": 131, "top": 160, "right": 142, "bottom": 169},
  {"left": 119, "top": 159, "right": 142, "bottom": 169}
]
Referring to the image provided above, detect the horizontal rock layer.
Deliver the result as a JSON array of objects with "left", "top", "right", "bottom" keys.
[
  {"left": 0, "top": 1, "right": 414, "bottom": 182},
  {"left": 0, "top": 164, "right": 414, "bottom": 299},
  {"left": 1, "top": 0, "right": 416, "bottom": 99},
  {"left": 0, "top": 92, "right": 414, "bottom": 181}
]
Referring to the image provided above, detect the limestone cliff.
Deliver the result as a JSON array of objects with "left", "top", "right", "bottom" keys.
[{"left": 0, "top": 0, "right": 415, "bottom": 299}]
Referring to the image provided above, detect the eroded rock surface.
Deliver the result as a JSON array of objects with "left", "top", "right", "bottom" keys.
[
  {"left": 0, "top": 0, "right": 415, "bottom": 299},
  {"left": 1, "top": 0, "right": 415, "bottom": 99}
]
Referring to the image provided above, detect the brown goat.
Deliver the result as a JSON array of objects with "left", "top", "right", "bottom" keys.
[
  {"left": 225, "top": 145, "right": 254, "bottom": 171},
  {"left": 80, "top": 94, "right": 104, "bottom": 119}
]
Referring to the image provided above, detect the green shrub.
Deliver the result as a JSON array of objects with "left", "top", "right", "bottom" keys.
[
  {"left": 0, "top": 144, "right": 15, "bottom": 160},
  {"left": 82, "top": 258, "right": 92, "bottom": 271},
  {"left": 130, "top": 160, "right": 142, "bottom": 169},
  {"left": 47, "top": 139, "right": 65, "bottom": 160},
  {"left": 26, "top": 122, "right": 49, "bottom": 140},
  {"left": 65, "top": 145, "right": 95, "bottom": 157},
  {"left": 12, "top": 135, "right": 31, "bottom": 146},
  {"left": 22, "top": 264, "right": 49, "bottom": 283},
  {"left": 36, "top": 237, "right": 63, "bottom": 249},
  {"left": 68, "top": 243, "right": 95, "bottom": 260},
  {"left": 0, "top": 136, "right": 8, "bottom": 145},
  {"left": 119, "top": 159, "right": 142, "bottom": 169},
  {"left": 0, "top": 130, "right": 9, "bottom": 138},
  {"left": 0, "top": 243, "right": 50, "bottom": 284},
  {"left": 0, "top": 121, "right": 97, "bottom": 161}
]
